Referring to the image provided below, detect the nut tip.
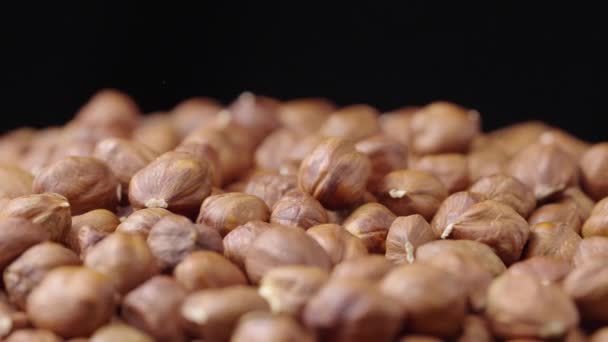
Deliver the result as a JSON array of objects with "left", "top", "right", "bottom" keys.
[
  {"left": 388, "top": 189, "right": 408, "bottom": 198},
  {"left": 539, "top": 320, "right": 566, "bottom": 338},
  {"left": 440, "top": 223, "right": 455, "bottom": 239},
  {"left": 404, "top": 241, "right": 415, "bottom": 263},
  {"left": 145, "top": 198, "right": 168, "bottom": 209}
]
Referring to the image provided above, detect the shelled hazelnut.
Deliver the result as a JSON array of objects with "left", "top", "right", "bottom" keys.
[
  {"left": 222, "top": 221, "right": 279, "bottom": 269},
  {"left": 254, "top": 129, "right": 300, "bottom": 171},
  {"left": 467, "top": 145, "right": 509, "bottom": 182},
  {"left": 416, "top": 240, "right": 506, "bottom": 277},
  {"left": 580, "top": 143, "right": 608, "bottom": 200},
  {"left": 573, "top": 236, "right": 608, "bottom": 267},
  {"left": 554, "top": 187, "right": 595, "bottom": 222},
  {"left": 430, "top": 191, "right": 487, "bottom": 238},
  {"left": 174, "top": 142, "right": 222, "bottom": 187},
  {"left": 413, "top": 153, "right": 470, "bottom": 193},
  {"left": 197, "top": 192, "right": 270, "bottom": 236},
  {"left": 528, "top": 203, "right": 583, "bottom": 234},
  {"left": 306, "top": 224, "right": 368, "bottom": 265},
  {"left": 90, "top": 323, "right": 153, "bottom": 342},
  {"left": 0, "top": 217, "right": 51, "bottom": 271},
  {"left": 469, "top": 174, "right": 536, "bottom": 218},
  {"left": 3, "top": 329, "right": 63, "bottom": 342},
  {"left": 278, "top": 98, "right": 335, "bottom": 135},
  {"left": 132, "top": 114, "right": 180, "bottom": 153},
  {"left": 67, "top": 209, "right": 120, "bottom": 256},
  {"left": 506, "top": 256, "right": 572, "bottom": 285},
  {"left": 343, "top": 203, "right": 396, "bottom": 253},
  {"left": 71, "top": 89, "right": 140, "bottom": 138},
  {"left": 378, "top": 106, "right": 418, "bottom": 147},
  {"left": 537, "top": 128, "right": 590, "bottom": 162},
  {"left": 232, "top": 311, "right": 315, "bottom": 342},
  {"left": 174, "top": 251, "right": 247, "bottom": 291},
  {"left": 115, "top": 207, "right": 173, "bottom": 237},
  {"left": 582, "top": 203, "right": 608, "bottom": 238},
  {"left": 524, "top": 222, "right": 581, "bottom": 262},
  {"left": 242, "top": 172, "right": 297, "bottom": 208},
  {"left": 169, "top": 97, "right": 222, "bottom": 139},
  {"left": 386, "top": 214, "right": 436, "bottom": 264},
  {"left": 270, "top": 189, "right": 328, "bottom": 229},
  {"left": 457, "top": 315, "right": 494, "bottom": 342},
  {"left": 227, "top": 92, "right": 281, "bottom": 145},
  {"left": 330, "top": 255, "right": 396, "bottom": 283},
  {"left": 319, "top": 104, "right": 381, "bottom": 141},
  {"left": 479, "top": 121, "right": 550, "bottom": 157},
  {"left": 564, "top": 261, "right": 608, "bottom": 323},
  {"left": 355, "top": 135, "right": 408, "bottom": 192}
]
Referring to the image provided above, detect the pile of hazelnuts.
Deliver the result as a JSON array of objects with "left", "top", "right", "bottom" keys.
[{"left": 1, "top": 89, "right": 608, "bottom": 342}]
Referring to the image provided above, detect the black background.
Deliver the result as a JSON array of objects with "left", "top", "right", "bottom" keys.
[{"left": 3, "top": 3, "right": 607, "bottom": 140}]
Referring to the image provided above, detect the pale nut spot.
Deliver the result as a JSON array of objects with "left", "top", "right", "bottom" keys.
[
  {"left": 535, "top": 185, "right": 560, "bottom": 200},
  {"left": 145, "top": 198, "right": 169, "bottom": 209},
  {"left": 258, "top": 284, "right": 282, "bottom": 313},
  {"left": 539, "top": 132, "right": 556, "bottom": 145},
  {"left": 404, "top": 241, "right": 415, "bottom": 264},
  {"left": 59, "top": 201, "right": 70, "bottom": 208},
  {"left": 216, "top": 109, "right": 233, "bottom": 128},
  {"left": 441, "top": 223, "right": 455, "bottom": 239},
  {"left": 182, "top": 305, "right": 209, "bottom": 325},
  {"left": 541, "top": 280, "right": 551, "bottom": 286},
  {"left": 278, "top": 166, "right": 291, "bottom": 176},
  {"left": 468, "top": 109, "right": 481, "bottom": 121},
  {"left": 539, "top": 320, "right": 566, "bottom": 338},
  {"left": 0, "top": 315, "right": 12, "bottom": 338},
  {"left": 389, "top": 189, "right": 408, "bottom": 199}
]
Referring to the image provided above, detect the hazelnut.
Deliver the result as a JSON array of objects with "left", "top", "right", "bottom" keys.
[
  {"left": 591, "top": 327, "right": 608, "bottom": 342},
  {"left": 90, "top": 323, "right": 153, "bottom": 342},
  {"left": 306, "top": 224, "right": 368, "bottom": 265},
  {"left": 122, "top": 275, "right": 187, "bottom": 342},
  {"left": 0, "top": 128, "right": 35, "bottom": 164},
  {"left": 486, "top": 272, "right": 579, "bottom": 339},
  {"left": 20, "top": 127, "right": 62, "bottom": 174},
  {"left": 270, "top": 189, "right": 328, "bottom": 229},
  {"left": 528, "top": 203, "right": 583, "bottom": 234},
  {"left": 480, "top": 121, "right": 550, "bottom": 157},
  {"left": 506, "top": 256, "right": 571, "bottom": 285},
  {"left": 457, "top": 315, "right": 493, "bottom": 342},
  {"left": 386, "top": 214, "right": 436, "bottom": 264},
  {"left": 3, "top": 329, "right": 62, "bottom": 342},
  {"left": 71, "top": 209, "right": 120, "bottom": 234},
  {"left": 524, "top": 222, "right": 581, "bottom": 262},
  {"left": 175, "top": 142, "right": 222, "bottom": 187},
  {"left": 303, "top": 280, "right": 403, "bottom": 342},
  {"left": 243, "top": 172, "right": 297, "bottom": 208},
  {"left": 132, "top": 113, "right": 180, "bottom": 153},
  {"left": 0, "top": 217, "right": 51, "bottom": 271},
  {"left": 72, "top": 89, "right": 140, "bottom": 138},
  {"left": 342, "top": 203, "right": 396, "bottom": 253},
  {"left": 554, "top": 187, "right": 594, "bottom": 222},
  {"left": 467, "top": 145, "right": 509, "bottom": 182},
  {"left": 258, "top": 265, "right": 329, "bottom": 315},
  {"left": 115, "top": 207, "right": 173, "bottom": 237},
  {"left": 244, "top": 226, "right": 332, "bottom": 284},
  {"left": 538, "top": 128, "right": 590, "bottom": 162},
  {"left": 430, "top": 191, "right": 487, "bottom": 238},
  {"left": 232, "top": 311, "right": 315, "bottom": 342},
  {"left": 573, "top": 236, "right": 608, "bottom": 267},
  {"left": 222, "top": 221, "right": 279, "bottom": 269},
  {"left": 298, "top": 137, "right": 371, "bottom": 209},
  {"left": 129, "top": 151, "right": 213, "bottom": 217},
  {"left": 180, "top": 285, "right": 269, "bottom": 341},
  {"left": 591, "top": 197, "right": 608, "bottom": 214},
  {"left": 469, "top": 174, "right": 536, "bottom": 218},
  {"left": 26, "top": 266, "right": 116, "bottom": 338},
  {"left": 330, "top": 255, "right": 396, "bottom": 283},
  {"left": 227, "top": 92, "right": 281, "bottom": 144},
  {"left": 416, "top": 240, "right": 506, "bottom": 277},
  {"left": 398, "top": 336, "right": 443, "bottom": 342},
  {"left": 32, "top": 156, "right": 120, "bottom": 215},
  {"left": 375, "top": 170, "right": 448, "bottom": 220},
  {"left": 409, "top": 101, "right": 480, "bottom": 154},
  {"left": 193, "top": 223, "right": 224, "bottom": 254},
  {"left": 0, "top": 302, "right": 28, "bottom": 339},
  {"left": 319, "top": 104, "right": 381, "bottom": 141},
  {"left": 413, "top": 153, "right": 469, "bottom": 193},
  {"left": 0, "top": 192, "right": 71, "bottom": 241},
  {"left": 170, "top": 97, "right": 222, "bottom": 139},
  {"left": 582, "top": 206, "right": 608, "bottom": 238},
  {"left": 355, "top": 135, "right": 408, "bottom": 192},
  {"left": 285, "top": 134, "right": 324, "bottom": 165},
  {"left": 278, "top": 98, "right": 335, "bottom": 135},
  {"left": 379, "top": 106, "right": 418, "bottom": 146},
  {"left": 254, "top": 129, "right": 300, "bottom": 171},
  {"left": 3, "top": 242, "right": 80, "bottom": 309},
  {"left": 580, "top": 143, "right": 608, "bottom": 200},
  {"left": 380, "top": 263, "right": 467, "bottom": 337},
  {"left": 197, "top": 192, "right": 270, "bottom": 236},
  {"left": 174, "top": 251, "right": 247, "bottom": 291}
]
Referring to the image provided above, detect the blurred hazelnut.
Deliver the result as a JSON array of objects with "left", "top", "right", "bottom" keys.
[
  {"left": 355, "top": 135, "right": 408, "bottom": 192},
  {"left": 26, "top": 266, "right": 116, "bottom": 338},
  {"left": 129, "top": 151, "right": 213, "bottom": 217},
  {"left": 278, "top": 98, "right": 335, "bottom": 135},
  {"left": 430, "top": 191, "right": 487, "bottom": 238},
  {"left": 0, "top": 303, "right": 28, "bottom": 339},
  {"left": 270, "top": 189, "right": 328, "bottom": 229},
  {"left": 470, "top": 175, "right": 536, "bottom": 218},
  {"left": 524, "top": 222, "right": 581, "bottom": 262},
  {"left": 306, "top": 224, "right": 368, "bottom": 265},
  {"left": 4, "top": 242, "right": 80, "bottom": 309},
  {"left": 591, "top": 327, "right": 608, "bottom": 342},
  {"left": 385, "top": 215, "right": 435, "bottom": 264},
  {"left": 330, "top": 255, "right": 396, "bottom": 283},
  {"left": 33, "top": 156, "right": 119, "bottom": 215},
  {"left": 528, "top": 203, "right": 582, "bottom": 234},
  {"left": 71, "top": 209, "right": 120, "bottom": 234},
  {"left": 0, "top": 164, "right": 33, "bottom": 200},
  {"left": 174, "top": 251, "right": 247, "bottom": 291},
  {"left": 379, "top": 106, "right": 418, "bottom": 146},
  {"left": 193, "top": 223, "right": 224, "bottom": 254},
  {"left": 506, "top": 256, "right": 571, "bottom": 285},
  {"left": 481, "top": 121, "right": 550, "bottom": 157},
  {"left": 170, "top": 97, "right": 222, "bottom": 139},
  {"left": 573, "top": 237, "right": 608, "bottom": 267},
  {"left": 304, "top": 280, "right": 402, "bottom": 342},
  {"left": 180, "top": 285, "right": 269, "bottom": 341},
  {"left": 197, "top": 192, "right": 270, "bottom": 236},
  {"left": 591, "top": 197, "right": 608, "bottom": 214},
  {"left": 580, "top": 143, "right": 608, "bottom": 200},
  {"left": 122, "top": 276, "right": 187, "bottom": 342},
  {"left": 20, "top": 128, "right": 62, "bottom": 174},
  {"left": 564, "top": 262, "right": 608, "bottom": 323},
  {"left": 457, "top": 315, "right": 493, "bottom": 342},
  {"left": 0, "top": 128, "right": 35, "bottom": 164},
  {"left": 342, "top": 203, "right": 396, "bottom": 253},
  {"left": 375, "top": 170, "right": 448, "bottom": 220},
  {"left": 72, "top": 89, "right": 140, "bottom": 138},
  {"left": 232, "top": 311, "right": 315, "bottom": 342},
  {"left": 243, "top": 172, "right": 297, "bottom": 208},
  {"left": 132, "top": 113, "right": 180, "bottom": 153},
  {"left": 416, "top": 240, "right": 506, "bottom": 277},
  {"left": 538, "top": 128, "right": 590, "bottom": 162},
  {"left": 582, "top": 206, "right": 608, "bottom": 238},
  {"left": 398, "top": 336, "right": 444, "bottom": 342},
  {"left": 0, "top": 217, "right": 51, "bottom": 271},
  {"left": 147, "top": 215, "right": 208, "bottom": 270},
  {"left": 413, "top": 153, "right": 469, "bottom": 193},
  {"left": 285, "top": 134, "right": 324, "bottom": 165},
  {"left": 227, "top": 92, "right": 281, "bottom": 144},
  {"left": 254, "top": 129, "right": 300, "bottom": 171},
  {"left": 222, "top": 221, "right": 279, "bottom": 269},
  {"left": 467, "top": 145, "right": 509, "bottom": 182},
  {"left": 319, "top": 104, "right": 380, "bottom": 141},
  {"left": 244, "top": 226, "right": 332, "bottom": 284},
  {"left": 115, "top": 207, "right": 173, "bottom": 237},
  {"left": 326, "top": 208, "right": 350, "bottom": 225},
  {"left": 0, "top": 193, "right": 71, "bottom": 241},
  {"left": 90, "top": 323, "right": 153, "bottom": 342},
  {"left": 174, "top": 142, "right": 222, "bottom": 187},
  {"left": 3, "top": 329, "right": 62, "bottom": 342},
  {"left": 554, "top": 187, "right": 594, "bottom": 222}
]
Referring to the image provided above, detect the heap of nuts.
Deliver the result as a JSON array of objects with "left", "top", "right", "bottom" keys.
[{"left": 2, "top": 89, "right": 608, "bottom": 341}]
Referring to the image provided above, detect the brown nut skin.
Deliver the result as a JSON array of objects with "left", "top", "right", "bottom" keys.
[
  {"left": 72, "top": 89, "right": 140, "bottom": 138},
  {"left": 524, "top": 222, "right": 581, "bottom": 262},
  {"left": 581, "top": 143, "right": 608, "bottom": 200},
  {"left": 470, "top": 174, "right": 537, "bottom": 218},
  {"left": 298, "top": 137, "right": 371, "bottom": 210},
  {"left": 180, "top": 285, "right": 270, "bottom": 342},
  {"left": 132, "top": 113, "right": 180, "bottom": 153},
  {"left": 270, "top": 189, "right": 328, "bottom": 229},
  {"left": 254, "top": 128, "right": 300, "bottom": 172},
  {"left": 430, "top": 191, "right": 487, "bottom": 238},
  {"left": 582, "top": 208, "right": 608, "bottom": 238},
  {"left": 555, "top": 187, "right": 595, "bottom": 222},
  {"left": 379, "top": 106, "right": 418, "bottom": 146},
  {"left": 243, "top": 172, "right": 297, "bottom": 209},
  {"left": 409, "top": 101, "right": 480, "bottom": 154},
  {"left": 170, "top": 97, "right": 222, "bottom": 139},
  {"left": 227, "top": 92, "right": 281, "bottom": 145},
  {"left": 319, "top": 104, "right": 381, "bottom": 141},
  {"left": 537, "top": 128, "right": 590, "bottom": 162},
  {"left": 232, "top": 311, "right": 315, "bottom": 342},
  {"left": 416, "top": 240, "right": 507, "bottom": 277},
  {"left": 122, "top": 275, "right": 187, "bottom": 342},
  {"left": 306, "top": 224, "right": 368, "bottom": 265},
  {"left": 32, "top": 157, "right": 120, "bottom": 215},
  {"left": 71, "top": 209, "right": 120, "bottom": 235},
  {"left": 528, "top": 203, "right": 583, "bottom": 234},
  {"left": 506, "top": 256, "right": 572, "bottom": 285},
  {"left": 375, "top": 170, "right": 448, "bottom": 220},
  {"left": 0, "top": 193, "right": 71, "bottom": 242},
  {"left": 0, "top": 217, "right": 51, "bottom": 271},
  {"left": 342, "top": 203, "right": 396, "bottom": 253},
  {"left": 355, "top": 135, "right": 408, "bottom": 192},
  {"left": 278, "top": 98, "right": 335, "bottom": 135},
  {"left": 85, "top": 232, "right": 158, "bottom": 294},
  {"left": 3, "top": 242, "right": 80, "bottom": 310},
  {"left": 26, "top": 266, "right": 116, "bottom": 338},
  {"left": 197, "top": 192, "right": 270, "bottom": 236},
  {"left": 258, "top": 265, "right": 329, "bottom": 316},
  {"left": 115, "top": 207, "right": 173, "bottom": 237},
  {"left": 573, "top": 237, "right": 608, "bottom": 267},
  {"left": 303, "top": 280, "right": 403, "bottom": 342},
  {"left": 467, "top": 145, "right": 509, "bottom": 182},
  {"left": 457, "top": 315, "right": 493, "bottom": 342},
  {"left": 386, "top": 214, "right": 435, "bottom": 264},
  {"left": 330, "top": 255, "right": 396, "bottom": 284},
  {"left": 129, "top": 151, "right": 213, "bottom": 218},
  {"left": 0, "top": 164, "right": 34, "bottom": 200},
  {"left": 564, "top": 262, "right": 608, "bottom": 322},
  {"left": 3, "top": 329, "right": 63, "bottom": 342},
  {"left": 413, "top": 153, "right": 469, "bottom": 193},
  {"left": 244, "top": 226, "right": 332, "bottom": 284},
  {"left": 146, "top": 215, "right": 207, "bottom": 270},
  {"left": 438, "top": 200, "right": 530, "bottom": 265},
  {"left": 398, "top": 336, "right": 444, "bottom": 342},
  {"left": 174, "top": 251, "right": 247, "bottom": 292},
  {"left": 487, "top": 272, "right": 579, "bottom": 339},
  {"left": 67, "top": 209, "right": 120, "bottom": 256},
  {"left": 379, "top": 263, "right": 467, "bottom": 337},
  {"left": 0, "top": 302, "right": 28, "bottom": 339},
  {"left": 222, "top": 221, "right": 280, "bottom": 269},
  {"left": 590, "top": 327, "right": 608, "bottom": 342},
  {"left": 479, "top": 121, "right": 550, "bottom": 157},
  {"left": 175, "top": 142, "right": 222, "bottom": 187},
  {"left": 90, "top": 323, "right": 153, "bottom": 342}
]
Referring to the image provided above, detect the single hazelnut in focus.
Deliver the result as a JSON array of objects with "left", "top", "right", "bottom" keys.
[
  {"left": 375, "top": 170, "right": 448, "bottom": 220},
  {"left": 26, "top": 266, "right": 116, "bottom": 338},
  {"left": 170, "top": 97, "right": 222, "bottom": 139},
  {"left": 174, "top": 251, "right": 247, "bottom": 291},
  {"left": 342, "top": 203, "right": 396, "bottom": 253},
  {"left": 330, "top": 255, "right": 396, "bottom": 283},
  {"left": 457, "top": 315, "right": 494, "bottom": 342},
  {"left": 506, "top": 256, "right": 571, "bottom": 285},
  {"left": 298, "top": 137, "right": 371, "bottom": 209},
  {"left": 132, "top": 113, "right": 180, "bottom": 153},
  {"left": 3, "top": 329, "right": 62, "bottom": 342},
  {"left": 430, "top": 191, "right": 487, "bottom": 238},
  {"left": 278, "top": 98, "right": 335, "bottom": 135},
  {"left": 270, "top": 189, "right": 328, "bottom": 229},
  {"left": 385, "top": 215, "right": 435, "bottom": 264},
  {"left": 524, "top": 222, "right": 581, "bottom": 262},
  {"left": 115, "top": 207, "right": 173, "bottom": 237},
  {"left": 232, "top": 311, "right": 315, "bottom": 342},
  {"left": 413, "top": 153, "right": 469, "bottom": 193},
  {"left": 306, "top": 224, "right": 368, "bottom": 265},
  {"left": 416, "top": 240, "right": 506, "bottom": 277},
  {"left": 0, "top": 217, "right": 51, "bottom": 271},
  {"left": 467, "top": 145, "right": 509, "bottom": 182},
  {"left": 319, "top": 104, "right": 381, "bottom": 141},
  {"left": 243, "top": 172, "right": 297, "bottom": 208},
  {"left": 469, "top": 174, "right": 536, "bottom": 218},
  {"left": 0, "top": 164, "right": 34, "bottom": 200},
  {"left": 528, "top": 203, "right": 583, "bottom": 234},
  {"left": 379, "top": 106, "right": 418, "bottom": 147},
  {"left": 32, "top": 156, "right": 120, "bottom": 215},
  {"left": 254, "top": 128, "right": 300, "bottom": 172},
  {"left": 197, "top": 192, "right": 270, "bottom": 236},
  {"left": 355, "top": 135, "right": 408, "bottom": 192},
  {"left": 90, "top": 323, "right": 153, "bottom": 342},
  {"left": 222, "top": 221, "right": 279, "bottom": 269}
]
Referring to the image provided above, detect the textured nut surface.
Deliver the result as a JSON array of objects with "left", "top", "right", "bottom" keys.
[
  {"left": 93, "top": 138, "right": 158, "bottom": 190},
  {"left": 555, "top": 187, "right": 595, "bottom": 222},
  {"left": 0, "top": 217, "right": 51, "bottom": 270},
  {"left": 386, "top": 214, "right": 435, "bottom": 264},
  {"left": 528, "top": 203, "right": 583, "bottom": 234},
  {"left": 270, "top": 189, "right": 328, "bottom": 229},
  {"left": 469, "top": 174, "right": 536, "bottom": 218},
  {"left": 563, "top": 261, "right": 608, "bottom": 322},
  {"left": 174, "top": 251, "right": 247, "bottom": 291},
  {"left": 343, "top": 203, "right": 396, "bottom": 253},
  {"left": 330, "top": 255, "right": 396, "bottom": 283},
  {"left": 232, "top": 311, "right": 315, "bottom": 342},
  {"left": 197, "top": 192, "right": 270, "bottom": 236},
  {"left": 146, "top": 215, "right": 203, "bottom": 270},
  {"left": 506, "top": 256, "right": 571, "bottom": 285},
  {"left": 175, "top": 142, "right": 222, "bottom": 187},
  {"left": 430, "top": 191, "right": 487, "bottom": 238},
  {"left": 90, "top": 323, "right": 153, "bottom": 342},
  {"left": 243, "top": 172, "right": 297, "bottom": 208},
  {"left": 413, "top": 153, "right": 469, "bottom": 193},
  {"left": 416, "top": 240, "right": 506, "bottom": 277},
  {"left": 319, "top": 104, "right": 380, "bottom": 141},
  {"left": 222, "top": 221, "right": 279, "bottom": 269},
  {"left": 306, "top": 224, "right": 368, "bottom": 265},
  {"left": 524, "top": 222, "right": 581, "bottom": 262},
  {"left": 115, "top": 207, "right": 172, "bottom": 237},
  {"left": 355, "top": 135, "right": 408, "bottom": 192},
  {"left": 573, "top": 236, "right": 608, "bottom": 267}
]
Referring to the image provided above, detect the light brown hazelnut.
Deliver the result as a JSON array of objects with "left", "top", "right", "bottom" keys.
[
  {"left": 0, "top": 193, "right": 71, "bottom": 242},
  {"left": 416, "top": 240, "right": 506, "bottom": 277},
  {"left": 538, "top": 128, "right": 590, "bottom": 162},
  {"left": 26, "top": 266, "right": 116, "bottom": 338},
  {"left": 573, "top": 237, "right": 608, "bottom": 267},
  {"left": 469, "top": 174, "right": 536, "bottom": 218},
  {"left": 122, "top": 275, "right": 187, "bottom": 342},
  {"left": 66, "top": 210, "right": 120, "bottom": 257},
  {"left": 330, "top": 255, "right": 396, "bottom": 283},
  {"left": 413, "top": 153, "right": 469, "bottom": 193},
  {"left": 467, "top": 145, "right": 509, "bottom": 182},
  {"left": 590, "top": 327, "right": 608, "bottom": 342},
  {"left": 3, "top": 242, "right": 80, "bottom": 309},
  {"left": 174, "top": 142, "right": 222, "bottom": 187},
  {"left": 581, "top": 143, "right": 608, "bottom": 201},
  {"left": 227, "top": 92, "right": 281, "bottom": 144},
  {"left": 254, "top": 128, "right": 300, "bottom": 171},
  {"left": 379, "top": 106, "right": 418, "bottom": 147},
  {"left": 232, "top": 311, "right": 315, "bottom": 342},
  {"left": 90, "top": 323, "right": 153, "bottom": 342},
  {"left": 3, "top": 329, "right": 62, "bottom": 342},
  {"left": 506, "top": 256, "right": 571, "bottom": 285},
  {"left": 32, "top": 156, "right": 120, "bottom": 215},
  {"left": 554, "top": 187, "right": 594, "bottom": 222},
  {"left": 582, "top": 205, "right": 608, "bottom": 238},
  {"left": 180, "top": 285, "right": 269, "bottom": 341},
  {"left": 385, "top": 214, "right": 435, "bottom": 264},
  {"left": 170, "top": 97, "right": 222, "bottom": 139},
  {"left": 306, "top": 224, "right": 368, "bottom": 265},
  {"left": 304, "top": 280, "right": 403, "bottom": 342},
  {"left": 398, "top": 336, "right": 444, "bottom": 342},
  {"left": 243, "top": 172, "right": 297, "bottom": 208},
  {"left": 132, "top": 113, "right": 180, "bottom": 153},
  {"left": 319, "top": 104, "right": 380, "bottom": 141},
  {"left": 528, "top": 203, "right": 582, "bottom": 234},
  {"left": 174, "top": 251, "right": 247, "bottom": 291},
  {"left": 193, "top": 223, "right": 224, "bottom": 254},
  {"left": 72, "top": 89, "right": 140, "bottom": 138},
  {"left": 430, "top": 191, "right": 487, "bottom": 238},
  {"left": 244, "top": 226, "right": 332, "bottom": 284},
  {"left": 591, "top": 197, "right": 608, "bottom": 214},
  {"left": 197, "top": 192, "right": 270, "bottom": 236},
  {"left": 222, "top": 221, "right": 280, "bottom": 269},
  {"left": 0, "top": 217, "right": 51, "bottom": 271},
  {"left": 524, "top": 222, "right": 581, "bottom": 262},
  {"left": 278, "top": 98, "right": 335, "bottom": 135},
  {"left": 0, "top": 128, "right": 35, "bottom": 164},
  {"left": 270, "top": 189, "right": 328, "bottom": 229},
  {"left": 342, "top": 203, "right": 396, "bottom": 253},
  {"left": 71, "top": 209, "right": 120, "bottom": 234},
  {"left": 19, "top": 127, "right": 63, "bottom": 174},
  {"left": 0, "top": 302, "right": 28, "bottom": 339},
  {"left": 129, "top": 151, "right": 213, "bottom": 217},
  {"left": 355, "top": 135, "right": 408, "bottom": 192},
  {"left": 375, "top": 170, "right": 448, "bottom": 220},
  {"left": 380, "top": 263, "right": 467, "bottom": 337},
  {"left": 457, "top": 315, "right": 493, "bottom": 342},
  {"left": 115, "top": 207, "right": 173, "bottom": 237},
  {"left": 480, "top": 121, "right": 550, "bottom": 157},
  {"left": 285, "top": 134, "right": 324, "bottom": 165},
  {"left": 258, "top": 265, "right": 329, "bottom": 316}
]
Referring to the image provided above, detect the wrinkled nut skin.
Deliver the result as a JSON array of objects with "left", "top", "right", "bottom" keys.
[
  {"left": 582, "top": 207, "right": 608, "bottom": 238},
  {"left": 67, "top": 209, "right": 120, "bottom": 256},
  {"left": 222, "top": 221, "right": 279, "bottom": 269},
  {"left": 319, "top": 104, "right": 381, "bottom": 141},
  {"left": 26, "top": 266, "right": 116, "bottom": 338},
  {"left": 0, "top": 164, "right": 34, "bottom": 200},
  {"left": 343, "top": 203, "right": 396, "bottom": 253},
  {"left": 306, "top": 224, "right": 368, "bottom": 265},
  {"left": 413, "top": 154, "right": 469, "bottom": 193},
  {"left": 278, "top": 98, "right": 335, "bottom": 135},
  {"left": 0, "top": 217, "right": 51, "bottom": 271},
  {"left": 180, "top": 285, "right": 270, "bottom": 342},
  {"left": 85, "top": 232, "right": 158, "bottom": 294},
  {"left": 254, "top": 129, "right": 300, "bottom": 172},
  {"left": 430, "top": 191, "right": 487, "bottom": 238},
  {"left": 258, "top": 265, "right": 329, "bottom": 316},
  {"left": 355, "top": 135, "right": 408, "bottom": 192},
  {"left": 298, "top": 137, "right": 372, "bottom": 210},
  {"left": 563, "top": 262, "right": 608, "bottom": 322},
  {"left": 573, "top": 236, "right": 608, "bottom": 267},
  {"left": 90, "top": 323, "right": 153, "bottom": 342},
  {"left": 524, "top": 222, "right": 581, "bottom": 262},
  {"left": 244, "top": 226, "right": 332, "bottom": 284},
  {"left": 330, "top": 255, "right": 396, "bottom": 283},
  {"left": 197, "top": 192, "right": 270, "bottom": 236},
  {"left": 270, "top": 189, "right": 328, "bottom": 229},
  {"left": 0, "top": 192, "right": 71, "bottom": 242},
  {"left": 528, "top": 203, "right": 582, "bottom": 234},
  {"left": 386, "top": 214, "right": 435, "bottom": 264},
  {"left": 32, "top": 157, "right": 120, "bottom": 215},
  {"left": 115, "top": 207, "right": 173, "bottom": 237},
  {"left": 303, "top": 280, "right": 403, "bottom": 342},
  {"left": 3, "top": 242, "right": 80, "bottom": 310},
  {"left": 486, "top": 272, "right": 579, "bottom": 339},
  {"left": 122, "top": 276, "right": 187, "bottom": 342},
  {"left": 243, "top": 172, "right": 297, "bottom": 209},
  {"left": 506, "top": 256, "right": 572, "bottom": 285},
  {"left": 174, "top": 251, "right": 247, "bottom": 291},
  {"left": 469, "top": 175, "right": 536, "bottom": 218},
  {"left": 416, "top": 240, "right": 507, "bottom": 277},
  {"left": 146, "top": 215, "right": 203, "bottom": 270},
  {"left": 580, "top": 143, "right": 608, "bottom": 201},
  {"left": 232, "top": 311, "right": 315, "bottom": 342},
  {"left": 3, "top": 329, "right": 63, "bottom": 342},
  {"left": 375, "top": 170, "right": 448, "bottom": 220},
  {"left": 175, "top": 142, "right": 222, "bottom": 187},
  {"left": 554, "top": 187, "right": 595, "bottom": 222}
]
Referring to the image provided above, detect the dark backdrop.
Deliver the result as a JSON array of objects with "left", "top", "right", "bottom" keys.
[{"left": 3, "top": 3, "right": 607, "bottom": 140}]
